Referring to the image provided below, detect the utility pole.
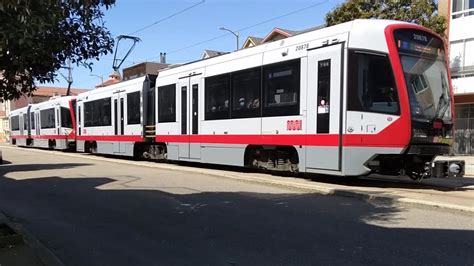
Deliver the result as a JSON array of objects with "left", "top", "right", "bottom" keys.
[{"left": 61, "top": 60, "right": 73, "bottom": 96}]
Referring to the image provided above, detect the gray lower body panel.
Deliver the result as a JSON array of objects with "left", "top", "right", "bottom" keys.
[
  {"left": 78, "top": 140, "right": 136, "bottom": 157},
  {"left": 32, "top": 139, "right": 71, "bottom": 150}
]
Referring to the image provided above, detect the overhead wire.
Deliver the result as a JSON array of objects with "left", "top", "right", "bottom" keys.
[
  {"left": 128, "top": 0, "right": 206, "bottom": 36},
  {"left": 142, "top": 0, "right": 330, "bottom": 61}
]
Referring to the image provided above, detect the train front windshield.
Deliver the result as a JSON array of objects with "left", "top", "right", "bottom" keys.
[{"left": 394, "top": 29, "right": 453, "bottom": 144}]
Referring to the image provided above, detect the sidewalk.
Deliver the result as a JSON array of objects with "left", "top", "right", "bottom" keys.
[{"left": 0, "top": 211, "right": 62, "bottom": 266}]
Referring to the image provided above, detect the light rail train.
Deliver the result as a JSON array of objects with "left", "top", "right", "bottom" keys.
[{"left": 9, "top": 19, "right": 464, "bottom": 179}]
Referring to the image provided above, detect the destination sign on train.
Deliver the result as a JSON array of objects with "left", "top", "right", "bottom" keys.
[{"left": 397, "top": 39, "right": 439, "bottom": 56}]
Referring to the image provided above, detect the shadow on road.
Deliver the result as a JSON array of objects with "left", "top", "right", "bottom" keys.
[
  {"left": 0, "top": 171, "right": 472, "bottom": 266},
  {"left": 0, "top": 163, "right": 92, "bottom": 177}
]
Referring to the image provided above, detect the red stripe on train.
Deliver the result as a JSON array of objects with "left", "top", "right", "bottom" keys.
[
  {"left": 11, "top": 135, "right": 29, "bottom": 139},
  {"left": 31, "top": 135, "right": 70, "bottom": 140},
  {"left": 76, "top": 135, "right": 144, "bottom": 142}
]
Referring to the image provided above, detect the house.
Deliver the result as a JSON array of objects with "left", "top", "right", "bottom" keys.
[
  {"left": 241, "top": 25, "right": 325, "bottom": 49},
  {"left": 242, "top": 36, "right": 263, "bottom": 49},
  {"left": 439, "top": 0, "right": 474, "bottom": 154},
  {"left": 201, "top": 50, "right": 229, "bottom": 59}
]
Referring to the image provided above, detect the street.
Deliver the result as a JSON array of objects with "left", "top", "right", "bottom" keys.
[{"left": 0, "top": 146, "right": 473, "bottom": 266}]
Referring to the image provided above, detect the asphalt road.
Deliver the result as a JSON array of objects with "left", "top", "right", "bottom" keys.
[{"left": 0, "top": 147, "right": 473, "bottom": 266}]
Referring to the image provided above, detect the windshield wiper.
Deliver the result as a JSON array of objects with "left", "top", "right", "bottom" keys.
[{"left": 433, "top": 72, "right": 450, "bottom": 121}]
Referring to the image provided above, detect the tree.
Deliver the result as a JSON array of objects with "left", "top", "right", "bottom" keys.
[
  {"left": 0, "top": 0, "right": 116, "bottom": 101},
  {"left": 325, "top": 0, "right": 447, "bottom": 37}
]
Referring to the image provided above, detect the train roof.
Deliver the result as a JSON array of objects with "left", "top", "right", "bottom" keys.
[
  {"left": 31, "top": 95, "right": 76, "bottom": 110},
  {"left": 157, "top": 19, "right": 411, "bottom": 79},
  {"left": 76, "top": 75, "right": 148, "bottom": 100},
  {"left": 9, "top": 106, "right": 30, "bottom": 116}
]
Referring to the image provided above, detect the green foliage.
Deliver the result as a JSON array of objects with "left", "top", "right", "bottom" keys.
[
  {"left": 0, "top": 0, "right": 116, "bottom": 101},
  {"left": 325, "top": 0, "right": 447, "bottom": 37}
]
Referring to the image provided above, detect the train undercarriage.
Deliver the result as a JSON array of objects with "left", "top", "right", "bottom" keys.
[{"left": 367, "top": 145, "right": 465, "bottom": 181}]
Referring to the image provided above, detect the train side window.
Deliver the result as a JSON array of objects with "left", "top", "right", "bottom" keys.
[
  {"left": 40, "top": 108, "right": 56, "bottom": 129},
  {"left": 262, "top": 59, "right": 300, "bottom": 117},
  {"left": 61, "top": 107, "right": 73, "bottom": 128},
  {"left": 348, "top": 50, "right": 400, "bottom": 115},
  {"left": 317, "top": 59, "right": 331, "bottom": 134},
  {"left": 30, "top": 113, "right": 35, "bottom": 130},
  {"left": 127, "top": 91, "right": 141, "bottom": 125},
  {"left": 205, "top": 73, "right": 230, "bottom": 120},
  {"left": 84, "top": 98, "right": 112, "bottom": 127},
  {"left": 11, "top": 115, "right": 19, "bottom": 131},
  {"left": 231, "top": 67, "right": 261, "bottom": 119},
  {"left": 158, "top": 84, "right": 176, "bottom": 123}
]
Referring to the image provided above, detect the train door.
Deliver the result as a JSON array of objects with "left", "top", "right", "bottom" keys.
[
  {"left": 113, "top": 91, "right": 126, "bottom": 153},
  {"left": 19, "top": 113, "right": 24, "bottom": 136},
  {"left": 26, "top": 106, "right": 31, "bottom": 136},
  {"left": 305, "top": 43, "right": 344, "bottom": 171},
  {"left": 178, "top": 73, "right": 202, "bottom": 159},
  {"left": 56, "top": 106, "right": 61, "bottom": 135},
  {"left": 35, "top": 112, "right": 40, "bottom": 136}
]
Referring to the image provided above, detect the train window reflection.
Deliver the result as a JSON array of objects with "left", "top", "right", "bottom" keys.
[
  {"left": 205, "top": 73, "right": 230, "bottom": 120},
  {"left": 158, "top": 84, "right": 176, "bottom": 123},
  {"left": 263, "top": 59, "right": 300, "bottom": 117},
  {"left": 84, "top": 98, "right": 112, "bottom": 127},
  {"left": 11, "top": 115, "right": 19, "bottom": 131},
  {"left": 231, "top": 67, "right": 261, "bottom": 118},
  {"left": 40, "top": 108, "right": 56, "bottom": 129},
  {"left": 348, "top": 50, "right": 400, "bottom": 115},
  {"left": 127, "top": 91, "right": 141, "bottom": 124}
]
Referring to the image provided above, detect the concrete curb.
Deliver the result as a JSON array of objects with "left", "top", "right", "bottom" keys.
[
  {"left": 2, "top": 145, "right": 473, "bottom": 214},
  {"left": 0, "top": 211, "right": 63, "bottom": 266}
]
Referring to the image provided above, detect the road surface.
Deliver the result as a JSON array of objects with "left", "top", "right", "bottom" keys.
[{"left": 0, "top": 147, "right": 473, "bottom": 265}]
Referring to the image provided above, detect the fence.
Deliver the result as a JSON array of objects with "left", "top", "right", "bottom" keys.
[{"left": 453, "top": 118, "right": 474, "bottom": 155}]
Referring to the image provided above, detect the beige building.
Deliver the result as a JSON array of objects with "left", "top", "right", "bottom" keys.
[{"left": 439, "top": 0, "right": 474, "bottom": 154}]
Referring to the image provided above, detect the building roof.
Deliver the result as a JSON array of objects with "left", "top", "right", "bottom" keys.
[
  {"left": 242, "top": 36, "right": 264, "bottom": 48},
  {"left": 34, "top": 86, "right": 89, "bottom": 96},
  {"left": 243, "top": 25, "right": 326, "bottom": 49},
  {"left": 261, "top": 27, "right": 297, "bottom": 43},
  {"left": 201, "top": 50, "right": 229, "bottom": 59},
  {"left": 96, "top": 71, "right": 121, "bottom": 88}
]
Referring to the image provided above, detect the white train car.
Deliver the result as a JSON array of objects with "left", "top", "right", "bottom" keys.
[
  {"left": 30, "top": 96, "right": 77, "bottom": 150},
  {"left": 9, "top": 106, "right": 32, "bottom": 146},
  {"left": 75, "top": 75, "right": 156, "bottom": 156},
  {"left": 146, "top": 19, "right": 457, "bottom": 178},
  {"left": 11, "top": 19, "right": 458, "bottom": 179}
]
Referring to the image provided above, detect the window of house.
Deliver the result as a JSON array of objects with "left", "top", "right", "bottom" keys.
[
  {"left": 205, "top": 74, "right": 230, "bottom": 120},
  {"left": 450, "top": 41, "right": 464, "bottom": 70},
  {"left": 61, "top": 107, "right": 73, "bottom": 128},
  {"left": 464, "top": 39, "right": 474, "bottom": 68},
  {"left": 231, "top": 67, "right": 261, "bottom": 118},
  {"left": 348, "top": 50, "right": 400, "bottom": 115},
  {"left": 449, "top": 39, "right": 474, "bottom": 75},
  {"left": 40, "top": 108, "right": 56, "bottom": 129},
  {"left": 452, "top": 0, "right": 474, "bottom": 17},
  {"left": 127, "top": 91, "right": 141, "bottom": 125},
  {"left": 84, "top": 98, "right": 112, "bottom": 127},
  {"left": 262, "top": 59, "right": 300, "bottom": 117},
  {"left": 158, "top": 84, "right": 176, "bottom": 123}
]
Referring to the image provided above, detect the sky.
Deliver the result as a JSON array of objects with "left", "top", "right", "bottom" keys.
[{"left": 47, "top": 0, "right": 345, "bottom": 89}]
